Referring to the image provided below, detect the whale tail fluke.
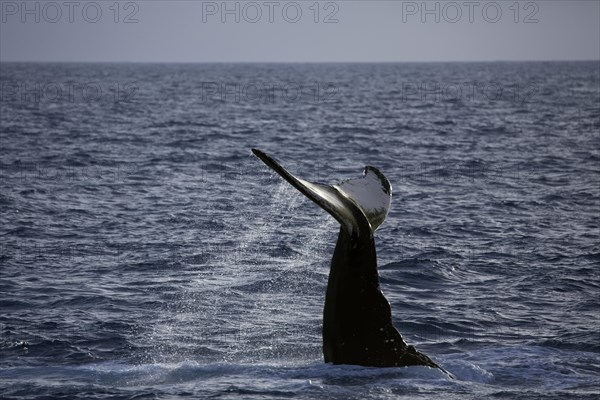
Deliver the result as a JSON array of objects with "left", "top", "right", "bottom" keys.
[{"left": 251, "top": 148, "right": 392, "bottom": 238}]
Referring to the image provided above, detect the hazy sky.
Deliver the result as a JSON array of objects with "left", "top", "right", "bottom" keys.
[{"left": 1, "top": 0, "right": 599, "bottom": 62}]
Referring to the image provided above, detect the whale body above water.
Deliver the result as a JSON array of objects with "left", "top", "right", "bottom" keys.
[{"left": 252, "top": 148, "right": 450, "bottom": 375}]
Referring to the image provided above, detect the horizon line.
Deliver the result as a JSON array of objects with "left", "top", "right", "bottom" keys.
[{"left": 1, "top": 59, "right": 599, "bottom": 64}]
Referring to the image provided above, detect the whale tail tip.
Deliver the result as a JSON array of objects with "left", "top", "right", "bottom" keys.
[{"left": 251, "top": 148, "right": 392, "bottom": 237}]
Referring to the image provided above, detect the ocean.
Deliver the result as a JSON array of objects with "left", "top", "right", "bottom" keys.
[{"left": 0, "top": 61, "right": 599, "bottom": 399}]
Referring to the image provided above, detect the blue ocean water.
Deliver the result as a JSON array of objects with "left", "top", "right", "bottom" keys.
[{"left": 0, "top": 62, "right": 599, "bottom": 399}]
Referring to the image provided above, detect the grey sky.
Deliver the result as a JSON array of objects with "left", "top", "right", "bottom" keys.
[{"left": 1, "top": 0, "right": 598, "bottom": 62}]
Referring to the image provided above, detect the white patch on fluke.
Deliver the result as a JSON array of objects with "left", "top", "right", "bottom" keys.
[{"left": 334, "top": 167, "right": 392, "bottom": 232}]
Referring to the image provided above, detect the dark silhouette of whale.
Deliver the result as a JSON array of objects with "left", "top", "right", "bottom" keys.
[{"left": 252, "top": 149, "right": 449, "bottom": 373}]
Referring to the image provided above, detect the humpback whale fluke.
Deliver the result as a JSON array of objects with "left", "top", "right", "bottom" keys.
[{"left": 252, "top": 148, "right": 450, "bottom": 374}]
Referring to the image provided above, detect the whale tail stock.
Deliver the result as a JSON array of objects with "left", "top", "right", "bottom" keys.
[
  {"left": 251, "top": 148, "right": 454, "bottom": 378},
  {"left": 251, "top": 148, "right": 392, "bottom": 239}
]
